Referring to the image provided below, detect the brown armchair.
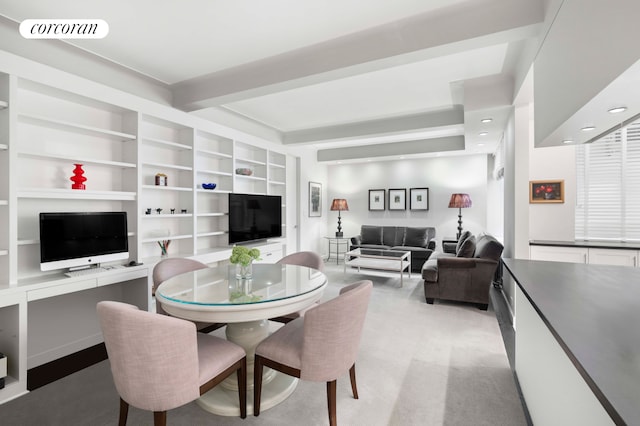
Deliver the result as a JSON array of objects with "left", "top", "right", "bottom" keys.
[{"left": 421, "top": 233, "right": 503, "bottom": 310}]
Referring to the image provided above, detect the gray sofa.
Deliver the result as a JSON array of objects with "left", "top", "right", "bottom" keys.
[
  {"left": 350, "top": 225, "right": 436, "bottom": 272},
  {"left": 421, "top": 232, "right": 503, "bottom": 310}
]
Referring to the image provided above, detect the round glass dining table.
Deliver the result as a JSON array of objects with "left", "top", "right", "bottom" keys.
[{"left": 156, "top": 263, "right": 327, "bottom": 417}]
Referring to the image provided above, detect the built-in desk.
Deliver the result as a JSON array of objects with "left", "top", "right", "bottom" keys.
[{"left": 503, "top": 259, "right": 640, "bottom": 425}]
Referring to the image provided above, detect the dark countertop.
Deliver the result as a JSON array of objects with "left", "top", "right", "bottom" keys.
[
  {"left": 529, "top": 240, "right": 640, "bottom": 250},
  {"left": 503, "top": 258, "right": 640, "bottom": 425}
]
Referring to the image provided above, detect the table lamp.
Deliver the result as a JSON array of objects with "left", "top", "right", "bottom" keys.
[
  {"left": 448, "top": 193, "right": 472, "bottom": 240},
  {"left": 330, "top": 198, "right": 349, "bottom": 237}
]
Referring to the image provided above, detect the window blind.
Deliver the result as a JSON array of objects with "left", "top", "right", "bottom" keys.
[{"left": 576, "top": 121, "right": 640, "bottom": 241}]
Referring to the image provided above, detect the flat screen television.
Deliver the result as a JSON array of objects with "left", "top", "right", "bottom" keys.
[
  {"left": 39, "top": 211, "right": 129, "bottom": 271},
  {"left": 228, "top": 193, "right": 282, "bottom": 244}
]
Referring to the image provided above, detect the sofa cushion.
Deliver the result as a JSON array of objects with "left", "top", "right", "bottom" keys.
[
  {"left": 474, "top": 234, "right": 503, "bottom": 261},
  {"left": 422, "top": 258, "right": 438, "bottom": 282},
  {"left": 455, "top": 230, "right": 472, "bottom": 254},
  {"left": 360, "top": 226, "right": 382, "bottom": 245},
  {"left": 404, "top": 227, "right": 428, "bottom": 247},
  {"left": 382, "top": 226, "right": 404, "bottom": 247},
  {"left": 358, "top": 244, "right": 392, "bottom": 251},
  {"left": 456, "top": 235, "right": 476, "bottom": 258}
]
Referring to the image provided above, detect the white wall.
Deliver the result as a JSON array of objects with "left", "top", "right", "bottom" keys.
[{"left": 325, "top": 155, "right": 489, "bottom": 249}]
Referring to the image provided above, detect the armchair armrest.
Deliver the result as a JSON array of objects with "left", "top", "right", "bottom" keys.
[
  {"left": 350, "top": 235, "right": 362, "bottom": 246},
  {"left": 437, "top": 257, "right": 476, "bottom": 268},
  {"left": 427, "top": 239, "right": 436, "bottom": 250}
]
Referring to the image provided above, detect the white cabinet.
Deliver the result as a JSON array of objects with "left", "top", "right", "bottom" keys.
[
  {"left": 530, "top": 246, "right": 588, "bottom": 264},
  {"left": 588, "top": 248, "right": 638, "bottom": 267}
]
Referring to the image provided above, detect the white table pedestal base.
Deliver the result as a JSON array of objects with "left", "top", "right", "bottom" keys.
[{"left": 196, "top": 319, "right": 298, "bottom": 416}]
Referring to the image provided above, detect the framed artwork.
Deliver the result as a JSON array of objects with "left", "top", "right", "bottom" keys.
[
  {"left": 388, "top": 188, "right": 406, "bottom": 210},
  {"left": 410, "top": 187, "right": 429, "bottom": 210},
  {"left": 529, "top": 180, "right": 564, "bottom": 203},
  {"left": 309, "top": 181, "right": 322, "bottom": 216},
  {"left": 368, "top": 189, "right": 385, "bottom": 211}
]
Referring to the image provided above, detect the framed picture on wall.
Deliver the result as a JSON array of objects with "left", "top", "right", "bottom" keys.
[
  {"left": 410, "top": 187, "right": 429, "bottom": 210},
  {"left": 529, "top": 180, "right": 564, "bottom": 203},
  {"left": 388, "top": 188, "right": 406, "bottom": 210},
  {"left": 368, "top": 189, "right": 385, "bottom": 210},
  {"left": 309, "top": 181, "right": 322, "bottom": 216}
]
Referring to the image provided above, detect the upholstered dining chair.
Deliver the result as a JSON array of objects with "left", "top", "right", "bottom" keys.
[
  {"left": 270, "top": 251, "right": 325, "bottom": 324},
  {"left": 97, "top": 301, "right": 247, "bottom": 426},
  {"left": 152, "top": 258, "right": 225, "bottom": 332},
  {"left": 254, "top": 280, "right": 373, "bottom": 426}
]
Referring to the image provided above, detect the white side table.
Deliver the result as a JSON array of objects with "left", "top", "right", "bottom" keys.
[{"left": 324, "top": 236, "right": 350, "bottom": 264}]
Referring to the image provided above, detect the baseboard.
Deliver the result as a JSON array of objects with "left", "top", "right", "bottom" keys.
[{"left": 27, "top": 343, "right": 107, "bottom": 391}]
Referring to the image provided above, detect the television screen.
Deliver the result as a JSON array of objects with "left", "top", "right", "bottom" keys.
[
  {"left": 39, "top": 211, "right": 129, "bottom": 271},
  {"left": 228, "top": 193, "right": 282, "bottom": 244}
]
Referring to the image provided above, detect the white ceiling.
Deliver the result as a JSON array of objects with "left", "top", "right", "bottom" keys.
[{"left": 0, "top": 0, "right": 547, "bottom": 162}]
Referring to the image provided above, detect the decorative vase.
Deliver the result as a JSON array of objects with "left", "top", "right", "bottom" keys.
[
  {"left": 235, "top": 262, "right": 253, "bottom": 279},
  {"left": 70, "top": 163, "right": 86, "bottom": 190}
]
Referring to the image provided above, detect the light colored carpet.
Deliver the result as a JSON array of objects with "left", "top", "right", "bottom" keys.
[{"left": 0, "top": 263, "right": 527, "bottom": 425}]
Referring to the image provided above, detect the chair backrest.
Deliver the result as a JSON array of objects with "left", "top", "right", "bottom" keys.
[
  {"left": 277, "top": 251, "right": 325, "bottom": 272},
  {"left": 299, "top": 280, "right": 373, "bottom": 382},
  {"left": 96, "top": 301, "right": 200, "bottom": 412},
  {"left": 152, "top": 258, "right": 208, "bottom": 314}
]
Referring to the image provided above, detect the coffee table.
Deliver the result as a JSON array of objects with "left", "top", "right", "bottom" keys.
[{"left": 344, "top": 248, "right": 411, "bottom": 286}]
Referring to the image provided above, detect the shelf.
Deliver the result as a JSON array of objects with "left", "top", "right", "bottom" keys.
[
  {"left": 269, "top": 162, "right": 286, "bottom": 169},
  {"left": 197, "top": 212, "right": 227, "bottom": 217},
  {"left": 197, "top": 189, "right": 230, "bottom": 194},
  {"left": 19, "top": 151, "right": 136, "bottom": 169},
  {"left": 18, "top": 113, "right": 136, "bottom": 140},
  {"left": 197, "top": 231, "right": 227, "bottom": 237},
  {"left": 141, "top": 185, "right": 193, "bottom": 192},
  {"left": 17, "top": 239, "right": 38, "bottom": 246},
  {"left": 236, "top": 157, "right": 266, "bottom": 166},
  {"left": 142, "top": 136, "right": 192, "bottom": 151},
  {"left": 0, "top": 100, "right": 7, "bottom": 109},
  {"left": 18, "top": 188, "right": 136, "bottom": 200},
  {"left": 0, "top": 144, "right": 7, "bottom": 150},
  {"left": 141, "top": 234, "right": 193, "bottom": 243},
  {"left": 269, "top": 180, "right": 286, "bottom": 186},
  {"left": 142, "top": 213, "right": 192, "bottom": 219},
  {"left": 235, "top": 174, "right": 266, "bottom": 182},
  {"left": 0, "top": 249, "right": 7, "bottom": 256},
  {"left": 198, "top": 169, "right": 233, "bottom": 177},
  {"left": 141, "top": 162, "right": 192, "bottom": 171},
  {"left": 0, "top": 200, "right": 7, "bottom": 206},
  {"left": 197, "top": 149, "right": 232, "bottom": 159}
]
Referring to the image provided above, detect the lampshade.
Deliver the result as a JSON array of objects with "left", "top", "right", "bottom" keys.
[
  {"left": 448, "top": 193, "right": 472, "bottom": 209},
  {"left": 330, "top": 199, "right": 349, "bottom": 211}
]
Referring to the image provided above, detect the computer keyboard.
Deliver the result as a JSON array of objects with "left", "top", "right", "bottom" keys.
[{"left": 64, "top": 267, "right": 109, "bottom": 277}]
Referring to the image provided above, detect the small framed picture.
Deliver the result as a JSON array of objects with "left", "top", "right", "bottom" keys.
[
  {"left": 410, "top": 187, "right": 429, "bottom": 210},
  {"left": 309, "top": 181, "right": 322, "bottom": 216},
  {"left": 529, "top": 180, "right": 564, "bottom": 203},
  {"left": 369, "top": 189, "right": 385, "bottom": 211},
  {"left": 388, "top": 188, "right": 406, "bottom": 210}
]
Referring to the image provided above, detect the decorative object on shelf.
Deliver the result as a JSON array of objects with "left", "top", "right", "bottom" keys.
[
  {"left": 70, "top": 163, "right": 86, "bottom": 190},
  {"left": 410, "top": 187, "right": 429, "bottom": 210},
  {"left": 145, "top": 208, "right": 151, "bottom": 215},
  {"left": 181, "top": 209, "right": 187, "bottom": 214},
  {"left": 368, "top": 189, "right": 385, "bottom": 211},
  {"left": 158, "top": 240, "right": 171, "bottom": 258},
  {"left": 202, "top": 183, "right": 217, "bottom": 190},
  {"left": 235, "top": 168, "right": 253, "bottom": 176},
  {"left": 330, "top": 198, "right": 349, "bottom": 237},
  {"left": 388, "top": 188, "right": 406, "bottom": 210},
  {"left": 170, "top": 208, "right": 175, "bottom": 214},
  {"left": 229, "top": 246, "right": 261, "bottom": 279},
  {"left": 155, "top": 173, "right": 167, "bottom": 186},
  {"left": 156, "top": 208, "right": 162, "bottom": 214},
  {"left": 448, "top": 193, "right": 472, "bottom": 240},
  {"left": 529, "top": 180, "right": 564, "bottom": 203},
  {"left": 309, "top": 181, "right": 322, "bottom": 217},
  {"left": 0, "top": 351, "right": 6, "bottom": 389}
]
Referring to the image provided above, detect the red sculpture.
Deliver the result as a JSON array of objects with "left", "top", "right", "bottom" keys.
[{"left": 70, "top": 163, "right": 86, "bottom": 190}]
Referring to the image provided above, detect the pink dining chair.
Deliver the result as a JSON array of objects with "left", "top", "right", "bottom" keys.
[
  {"left": 270, "top": 251, "right": 326, "bottom": 324},
  {"left": 97, "top": 301, "right": 247, "bottom": 426},
  {"left": 152, "top": 258, "right": 225, "bottom": 332},
  {"left": 254, "top": 280, "right": 373, "bottom": 426}
]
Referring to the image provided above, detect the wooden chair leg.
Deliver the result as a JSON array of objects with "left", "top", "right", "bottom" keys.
[
  {"left": 254, "top": 355, "right": 264, "bottom": 416},
  {"left": 118, "top": 398, "right": 129, "bottom": 426},
  {"left": 153, "top": 411, "right": 166, "bottom": 426},
  {"left": 349, "top": 363, "right": 359, "bottom": 399},
  {"left": 327, "top": 380, "right": 337, "bottom": 426},
  {"left": 237, "top": 357, "right": 247, "bottom": 419}
]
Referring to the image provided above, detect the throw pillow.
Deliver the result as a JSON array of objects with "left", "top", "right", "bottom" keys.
[
  {"left": 456, "top": 235, "right": 476, "bottom": 257},
  {"left": 455, "top": 230, "right": 472, "bottom": 253},
  {"left": 360, "top": 226, "right": 382, "bottom": 245}
]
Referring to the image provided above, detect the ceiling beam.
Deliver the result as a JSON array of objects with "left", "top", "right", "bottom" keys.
[
  {"left": 316, "top": 135, "right": 465, "bottom": 162},
  {"left": 172, "top": 0, "right": 543, "bottom": 111}
]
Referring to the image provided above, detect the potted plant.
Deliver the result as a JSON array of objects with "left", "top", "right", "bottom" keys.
[{"left": 230, "top": 246, "right": 261, "bottom": 279}]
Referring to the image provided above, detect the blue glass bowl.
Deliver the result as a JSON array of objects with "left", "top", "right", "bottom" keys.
[{"left": 202, "top": 183, "right": 217, "bottom": 190}]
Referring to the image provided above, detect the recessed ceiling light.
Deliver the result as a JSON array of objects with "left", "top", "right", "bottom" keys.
[
  {"left": 481, "top": 118, "right": 493, "bottom": 123},
  {"left": 563, "top": 139, "right": 573, "bottom": 144},
  {"left": 608, "top": 106, "right": 627, "bottom": 114},
  {"left": 581, "top": 126, "right": 595, "bottom": 132},
  {"left": 479, "top": 132, "right": 488, "bottom": 136}
]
